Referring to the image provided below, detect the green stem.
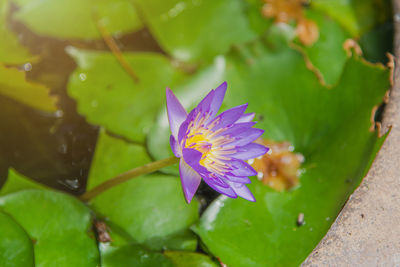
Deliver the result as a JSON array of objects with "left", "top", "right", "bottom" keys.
[{"left": 80, "top": 156, "right": 179, "bottom": 202}]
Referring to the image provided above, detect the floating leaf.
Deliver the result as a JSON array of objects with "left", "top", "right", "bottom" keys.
[
  {"left": 187, "top": 41, "right": 390, "bottom": 266},
  {"left": 164, "top": 251, "right": 219, "bottom": 267},
  {"left": 0, "top": 168, "right": 47, "bottom": 196},
  {"left": 100, "top": 243, "right": 174, "bottom": 267},
  {"left": 10, "top": 0, "right": 142, "bottom": 40},
  {"left": 67, "top": 47, "right": 186, "bottom": 143},
  {"left": 0, "top": 0, "right": 36, "bottom": 64},
  {"left": 0, "top": 189, "right": 100, "bottom": 266},
  {"left": 0, "top": 64, "right": 57, "bottom": 112},
  {"left": 0, "top": 211, "right": 34, "bottom": 267},
  {"left": 135, "top": 0, "right": 256, "bottom": 62},
  {"left": 87, "top": 129, "right": 199, "bottom": 251}
]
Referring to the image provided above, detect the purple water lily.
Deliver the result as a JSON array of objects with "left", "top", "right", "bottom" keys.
[{"left": 166, "top": 82, "right": 269, "bottom": 203}]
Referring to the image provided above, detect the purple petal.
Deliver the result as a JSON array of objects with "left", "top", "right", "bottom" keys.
[
  {"left": 224, "top": 128, "right": 264, "bottom": 147},
  {"left": 177, "top": 120, "right": 190, "bottom": 144},
  {"left": 231, "top": 143, "right": 269, "bottom": 160},
  {"left": 226, "top": 181, "right": 256, "bottom": 202},
  {"left": 208, "top": 82, "right": 227, "bottom": 118},
  {"left": 202, "top": 175, "right": 237, "bottom": 198},
  {"left": 225, "top": 174, "right": 251, "bottom": 184},
  {"left": 182, "top": 148, "right": 209, "bottom": 174},
  {"left": 169, "top": 135, "right": 181, "bottom": 157},
  {"left": 227, "top": 159, "right": 257, "bottom": 176},
  {"left": 236, "top": 113, "right": 255, "bottom": 123},
  {"left": 197, "top": 89, "right": 215, "bottom": 117},
  {"left": 208, "top": 104, "right": 248, "bottom": 131},
  {"left": 215, "top": 122, "right": 256, "bottom": 138},
  {"left": 179, "top": 158, "right": 202, "bottom": 203},
  {"left": 166, "top": 88, "right": 187, "bottom": 138}
]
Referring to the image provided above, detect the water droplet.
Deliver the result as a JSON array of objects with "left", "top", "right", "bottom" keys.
[
  {"left": 309, "top": 227, "right": 313, "bottom": 232},
  {"left": 91, "top": 100, "right": 98, "bottom": 107},
  {"left": 326, "top": 217, "right": 330, "bottom": 221},
  {"left": 79, "top": 73, "right": 87, "bottom": 81},
  {"left": 58, "top": 144, "right": 68, "bottom": 154},
  {"left": 58, "top": 179, "right": 80, "bottom": 190},
  {"left": 288, "top": 145, "right": 294, "bottom": 152},
  {"left": 55, "top": 110, "right": 64, "bottom": 118},
  {"left": 267, "top": 149, "right": 273, "bottom": 155},
  {"left": 23, "top": 63, "right": 32, "bottom": 72},
  {"left": 257, "top": 172, "right": 263, "bottom": 180},
  {"left": 248, "top": 158, "right": 255, "bottom": 165},
  {"left": 167, "top": 2, "right": 187, "bottom": 18}
]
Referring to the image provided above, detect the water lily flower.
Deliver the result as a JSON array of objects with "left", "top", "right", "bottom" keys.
[{"left": 166, "top": 82, "right": 269, "bottom": 203}]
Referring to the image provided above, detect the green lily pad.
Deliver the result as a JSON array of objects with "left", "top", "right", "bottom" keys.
[
  {"left": 87, "top": 129, "right": 199, "bottom": 251},
  {"left": 0, "top": 211, "right": 34, "bottom": 267},
  {"left": 0, "top": 168, "right": 48, "bottom": 196},
  {"left": 0, "top": 64, "right": 57, "bottom": 112},
  {"left": 164, "top": 251, "right": 219, "bottom": 267},
  {"left": 67, "top": 47, "right": 186, "bottom": 143},
  {"left": 295, "top": 9, "right": 349, "bottom": 86},
  {"left": 100, "top": 243, "right": 174, "bottom": 267},
  {"left": 0, "top": 189, "right": 100, "bottom": 266},
  {"left": 311, "top": 0, "right": 392, "bottom": 37},
  {"left": 135, "top": 0, "right": 256, "bottom": 62},
  {"left": 0, "top": 0, "right": 37, "bottom": 64},
  {"left": 187, "top": 41, "right": 390, "bottom": 266},
  {"left": 10, "top": 0, "right": 142, "bottom": 40}
]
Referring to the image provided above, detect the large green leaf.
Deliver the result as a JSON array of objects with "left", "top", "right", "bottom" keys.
[
  {"left": 311, "top": 0, "right": 392, "bottom": 37},
  {"left": 157, "top": 40, "right": 390, "bottom": 266},
  {"left": 0, "top": 64, "right": 57, "bottom": 112},
  {"left": 0, "top": 168, "right": 47, "bottom": 196},
  {"left": 87, "top": 129, "right": 199, "bottom": 251},
  {"left": 0, "top": 0, "right": 36, "bottom": 64},
  {"left": 0, "top": 189, "right": 100, "bottom": 266},
  {"left": 10, "top": 0, "right": 142, "bottom": 40},
  {"left": 135, "top": 0, "right": 256, "bottom": 62},
  {"left": 100, "top": 243, "right": 174, "bottom": 267},
  {"left": 67, "top": 48, "right": 186, "bottom": 143},
  {"left": 0, "top": 211, "right": 34, "bottom": 267}
]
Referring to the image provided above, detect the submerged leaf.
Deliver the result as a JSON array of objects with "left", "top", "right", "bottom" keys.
[
  {"left": 164, "top": 251, "right": 219, "bottom": 267},
  {"left": 0, "top": 64, "right": 57, "bottom": 112},
  {"left": 0, "top": 0, "right": 36, "bottom": 64}
]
